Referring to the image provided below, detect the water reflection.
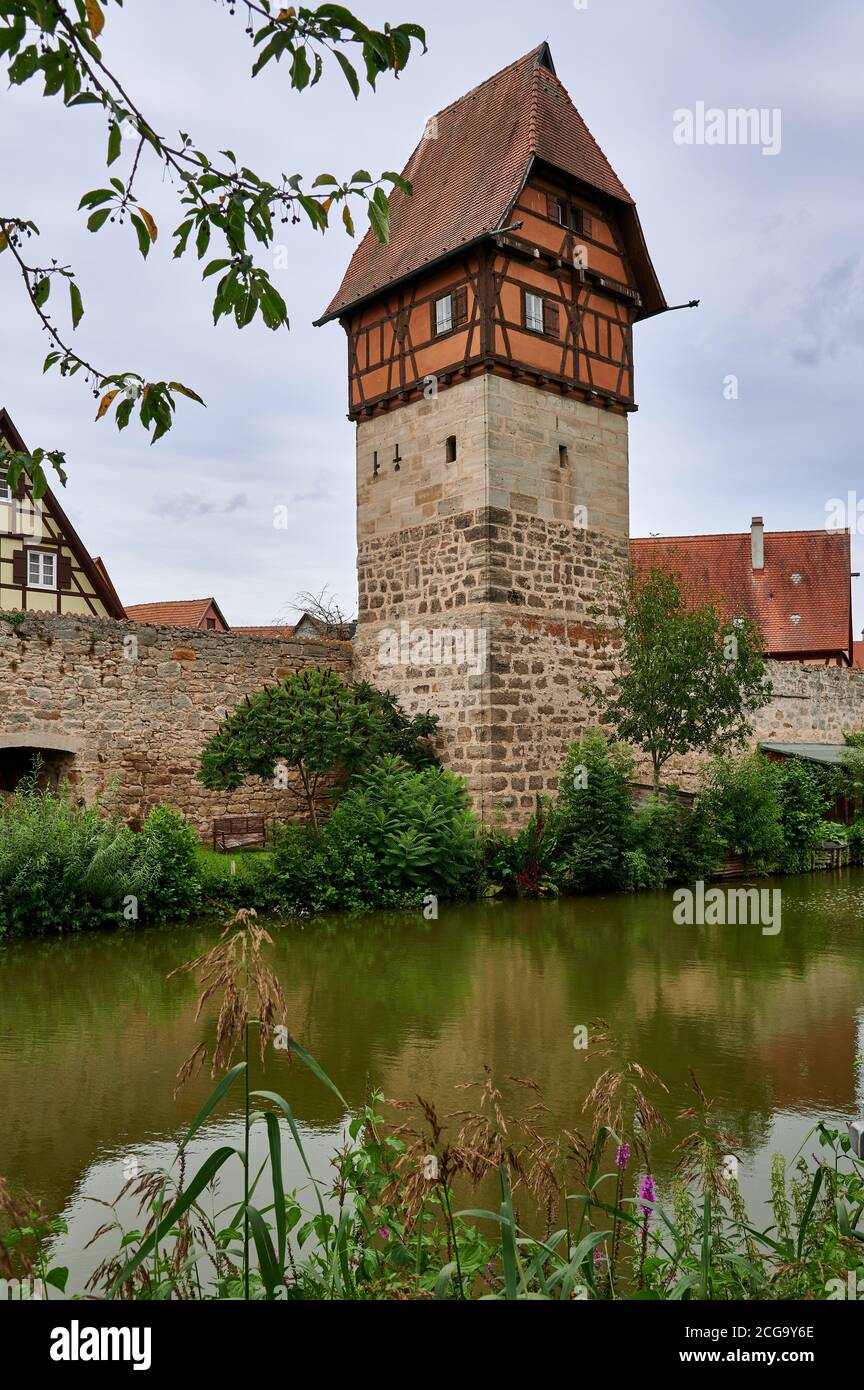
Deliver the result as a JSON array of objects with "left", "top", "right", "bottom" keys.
[{"left": 2, "top": 871, "right": 863, "bottom": 1293}]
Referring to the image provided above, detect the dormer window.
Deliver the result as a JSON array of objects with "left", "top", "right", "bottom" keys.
[{"left": 28, "top": 550, "right": 56, "bottom": 590}]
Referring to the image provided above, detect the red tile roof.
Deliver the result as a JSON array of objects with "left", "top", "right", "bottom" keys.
[
  {"left": 852, "top": 641, "right": 864, "bottom": 670},
  {"left": 125, "top": 599, "right": 228, "bottom": 631},
  {"left": 631, "top": 528, "right": 852, "bottom": 659},
  {"left": 318, "top": 43, "right": 664, "bottom": 324}
]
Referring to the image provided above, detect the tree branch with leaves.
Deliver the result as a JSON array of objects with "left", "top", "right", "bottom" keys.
[{"left": 0, "top": 0, "right": 425, "bottom": 493}]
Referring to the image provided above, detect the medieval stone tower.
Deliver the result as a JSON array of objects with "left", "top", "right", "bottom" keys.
[{"left": 318, "top": 44, "right": 666, "bottom": 826}]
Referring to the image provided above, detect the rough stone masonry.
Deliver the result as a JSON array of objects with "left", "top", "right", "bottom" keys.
[{"left": 0, "top": 612, "right": 351, "bottom": 833}]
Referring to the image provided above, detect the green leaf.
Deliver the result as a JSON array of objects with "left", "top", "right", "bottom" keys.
[
  {"left": 45, "top": 1266, "right": 68, "bottom": 1293},
  {"left": 245, "top": 1204, "right": 282, "bottom": 1297},
  {"left": 263, "top": 1112, "right": 286, "bottom": 1269},
  {"left": 33, "top": 277, "right": 50, "bottom": 308},
  {"left": 179, "top": 1063, "right": 246, "bottom": 1151},
  {"left": 334, "top": 50, "right": 359, "bottom": 98},
  {"left": 107, "top": 121, "right": 121, "bottom": 166},
  {"left": 87, "top": 208, "right": 111, "bottom": 233},
  {"left": 68, "top": 280, "right": 84, "bottom": 329},
  {"left": 130, "top": 213, "right": 151, "bottom": 259}
]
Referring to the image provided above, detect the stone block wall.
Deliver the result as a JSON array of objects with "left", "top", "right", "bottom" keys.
[
  {"left": 0, "top": 613, "right": 351, "bottom": 834},
  {"left": 355, "top": 374, "right": 631, "bottom": 826}
]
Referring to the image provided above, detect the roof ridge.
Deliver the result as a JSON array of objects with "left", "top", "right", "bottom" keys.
[
  {"left": 632, "top": 529, "right": 849, "bottom": 543},
  {"left": 430, "top": 44, "right": 543, "bottom": 123}
]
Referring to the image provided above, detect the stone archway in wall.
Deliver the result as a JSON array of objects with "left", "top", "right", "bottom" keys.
[{"left": 0, "top": 733, "right": 81, "bottom": 795}]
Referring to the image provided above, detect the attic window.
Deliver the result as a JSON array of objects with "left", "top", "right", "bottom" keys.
[
  {"left": 790, "top": 614, "right": 801, "bottom": 625},
  {"left": 445, "top": 435, "right": 457, "bottom": 464},
  {"left": 27, "top": 550, "right": 56, "bottom": 590},
  {"left": 0, "top": 468, "right": 11, "bottom": 503},
  {"left": 790, "top": 572, "right": 802, "bottom": 584},
  {"left": 206, "top": 618, "right": 217, "bottom": 630}
]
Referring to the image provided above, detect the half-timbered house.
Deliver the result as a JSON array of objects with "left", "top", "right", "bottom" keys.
[{"left": 0, "top": 407, "right": 125, "bottom": 620}]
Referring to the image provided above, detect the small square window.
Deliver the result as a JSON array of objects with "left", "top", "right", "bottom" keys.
[
  {"left": 28, "top": 551, "right": 56, "bottom": 590},
  {"left": 434, "top": 294, "right": 453, "bottom": 336},
  {"left": 525, "top": 292, "right": 544, "bottom": 334},
  {"left": 206, "top": 618, "right": 217, "bottom": 630}
]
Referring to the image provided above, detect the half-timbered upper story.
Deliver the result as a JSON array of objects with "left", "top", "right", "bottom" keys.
[
  {"left": 0, "top": 407, "right": 125, "bottom": 619},
  {"left": 318, "top": 44, "right": 666, "bottom": 421}
]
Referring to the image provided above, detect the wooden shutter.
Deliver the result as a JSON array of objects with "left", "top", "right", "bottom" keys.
[
  {"left": 13, "top": 468, "right": 26, "bottom": 500},
  {"left": 546, "top": 192, "right": 559, "bottom": 222},
  {"left": 453, "top": 285, "right": 468, "bottom": 326},
  {"left": 582, "top": 212, "right": 593, "bottom": 239},
  {"left": 543, "top": 301, "right": 560, "bottom": 339},
  {"left": 12, "top": 549, "right": 26, "bottom": 585},
  {"left": 58, "top": 554, "right": 72, "bottom": 589}
]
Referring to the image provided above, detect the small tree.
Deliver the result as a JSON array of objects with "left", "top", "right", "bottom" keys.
[
  {"left": 198, "top": 670, "right": 437, "bottom": 830},
  {"left": 591, "top": 566, "right": 772, "bottom": 793}
]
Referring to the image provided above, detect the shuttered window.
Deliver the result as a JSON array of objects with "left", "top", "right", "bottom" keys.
[
  {"left": 27, "top": 551, "right": 56, "bottom": 589},
  {"left": 524, "top": 291, "right": 544, "bottom": 334},
  {"left": 434, "top": 294, "right": 453, "bottom": 336}
]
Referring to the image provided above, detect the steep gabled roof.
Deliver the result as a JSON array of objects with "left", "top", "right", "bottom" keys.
[
  {"left": 0, "top": 406, "right": 126, "bottom": 620},
  {"left": 318, "top": 43, "right": 665, "bottom": 324},
  {"left": 631, "top": 527, "right": 853, "bottom": 659},
  {"left": 125, "top": 598, "right": 229, "bottom": 630}
]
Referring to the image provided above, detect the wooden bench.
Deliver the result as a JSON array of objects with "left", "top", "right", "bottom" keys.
[{"left": 212, "top": 815, "right": 266, "bottom": 852}]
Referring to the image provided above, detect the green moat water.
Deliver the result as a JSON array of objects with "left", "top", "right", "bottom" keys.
[{"left": 2, "top": 873, "right": 863, "bottom": 1292}]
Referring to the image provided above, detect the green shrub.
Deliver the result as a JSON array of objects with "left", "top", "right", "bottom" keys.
[
  {"left": 0, "top": 780, "right": 136, "bottom": 935},
  {"left": 772, "top": 758, "right": 829, "bottom": 873},
  {"left": 548, "top": 732, "right": 635, "bottom": 892},
  {"left": 0, "top": 787, "right": 203, "bottom": 935},
  {"left": 483, "top": 798, "right": 559, "bottom": 897},
  {"left": 271, "top": 755, "right": 482, "bottom": 912},
  {"left": 129, "top": 806, "right": 202, "bottom": 922},
  {"left": 698, "top": 753, "right": 784, "bottom": 870}
]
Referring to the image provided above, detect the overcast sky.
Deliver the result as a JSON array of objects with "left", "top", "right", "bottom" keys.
[{"left": 2, "top": 0, "right": 862, "bottom": 627}]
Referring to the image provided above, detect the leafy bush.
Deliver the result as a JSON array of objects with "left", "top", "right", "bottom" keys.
[
  {"left": 0, "top": 785, "right": 203, "bottom": 935},
  {"left": 772, "top": 758, "right": 829, "bottom": 873},
  {"left": 0, "top": 780, "right": 136, "bottom": 935},
  {"left": 547, "top": 732, "right": 635, "bottom": 892},
  {"left": 199, "top": 670, "right": 438, "bottom": 829},
  {"left": 196, "top": 847, "right": 277, "bottom": 911},
  {"left": 483, "top": 798, "right": 559, "bottom": 897},
  {"left": 128, "top": 806, "right": 202, "bottom": 922},
  {"left": 698, "top": 752, "right": 784, "bottom": 870},
  {"left": 271, "top": 755, "right": 481, "bottom": 912}
]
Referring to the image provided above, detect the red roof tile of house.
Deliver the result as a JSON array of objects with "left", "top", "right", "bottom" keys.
[
  {"left": 318, "top": 43, "right": 664, "bottom": 324},
  {"left": 631, "top": 527, "right": 852, "bottom": 660},
  {"left": 852, "top": 641, "right": 864, "bottom": 670},
  {"left": 125, "top": 599, "right": 228, "bottom": 631}
]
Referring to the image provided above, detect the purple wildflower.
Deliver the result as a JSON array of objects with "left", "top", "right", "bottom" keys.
[
  {"left": 593, "top": 1247, "right": 604, "bottom": 1269},
  {"left": 638, "top": 1173, "right": 656, "bottom": 1231},
  {"left": 615, "top": 1143, "right": 630, "bottom": 1171},
  {"left": 378, "top": 1226, "right": 390, "bottom": 1241}
]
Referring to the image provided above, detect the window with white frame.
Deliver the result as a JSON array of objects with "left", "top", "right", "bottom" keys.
[
  {"left": 524, "top": 291, "right": 544, "bottom": 334},
  {"left": 434, "top": 293, "right": 453, "bottom": 336},
  {"left": 0, "top": 468, "right": 11, "bottom": 503},
  {"left": 27, "top": 550, "right": 56, "bottom": 590}
]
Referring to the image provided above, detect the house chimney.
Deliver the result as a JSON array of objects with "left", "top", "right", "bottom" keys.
[{"left": 751, "top": 516, "right": 765, "bottom": 571}]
